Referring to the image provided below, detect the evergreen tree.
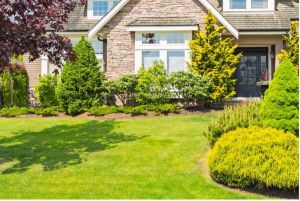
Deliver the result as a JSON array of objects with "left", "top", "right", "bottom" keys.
[
  {"left": 278, "top": 21, "right": 299, "bottom": 68},
  {"left": 260, "top": 59, "right": 299, "bottom": 134},
  {"left": 188, "top": 11, "right": 241, "bottom": 102},
  {"left": 57, "top": 36, "right": 103, "bottom": 115}
]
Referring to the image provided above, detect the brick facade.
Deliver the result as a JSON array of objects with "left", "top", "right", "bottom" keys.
[{"left": 100, "top": 0, "right": 209, "bottom": 78}]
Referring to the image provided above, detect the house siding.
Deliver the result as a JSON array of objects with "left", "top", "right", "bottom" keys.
[
  {"left": 100, "top": 0, "right": 209, "bottom": 78},
  {"left": 23, "top": 55, "right": 41, "bottom": 88}
]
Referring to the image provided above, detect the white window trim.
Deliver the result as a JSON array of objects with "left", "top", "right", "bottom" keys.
[
  {"left": 134, "top": 31, "right": 192, "bottom": 73},
  {"left": 87, "top": 0, "right": 117, "bottom": 20},
  {"left": 223, "top": 0, "right": 275, "bottom": 12}
]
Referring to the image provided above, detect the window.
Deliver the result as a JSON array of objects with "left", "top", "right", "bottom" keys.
[
  {"left": 251, "top": 0, "right": 268, "bottom": 9},
  {"left": 224, "top": 0, "right": 274, "bottom": 10},
  {"left": 142, "top": 51, "right": 160, "bottom": 69},
  {"left": 91, "top": 39, "right": 103, "bottom": 54},
  {"left": 142, "top": 33, "right": 160, "bottom": 44},
  {"left": 167, "top": 51, "right": 185, "bottom": 73},
  {"left": 113, "top": 0, "right": 120, "bottom": 6},
  {"left": 230, "top": 0, "right": 246, "bottom": 9},
  {"left": 93, "top": 0, "right": 108, "bottom": 16},
  {"left": 167, "top": 33, "right": 185, "bottom": 44}
]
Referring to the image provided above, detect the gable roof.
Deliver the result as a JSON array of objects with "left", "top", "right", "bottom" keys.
[
  {"left": 88, "top": 0, "right": 239, "bottom": 39},
  {"left": 211, "top": 0, "right": 299, "bottom": 32}
]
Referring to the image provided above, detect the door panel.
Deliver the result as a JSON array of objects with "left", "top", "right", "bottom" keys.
[{"left": 235, "top": 48, "right": 268, "bottom": 97}]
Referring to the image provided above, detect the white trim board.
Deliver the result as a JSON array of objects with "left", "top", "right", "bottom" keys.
[
  {"left": 127, "top": 26, "right": 199, "bottom": 32},
  {"left": 88, "top": 0, "right": 239, "bottom": 39}
]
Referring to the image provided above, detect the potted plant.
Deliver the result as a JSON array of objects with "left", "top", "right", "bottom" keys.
[{"left": 256, "top": 69, "right": 269, "bottom": 96}]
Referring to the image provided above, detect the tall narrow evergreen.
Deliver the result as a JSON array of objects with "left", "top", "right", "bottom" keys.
[
  {"left": 188, "top": 11, "right": 241, "bottom": 102},
  {"left": 278, "top": 21, "right": 299, "bottom": 68},
  {"left": 57, "top": 36, "right": 103, "bottom": 115}
]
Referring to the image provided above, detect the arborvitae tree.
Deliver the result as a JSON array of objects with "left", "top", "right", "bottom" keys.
[
  {"left": 260, "top": 59, "right": 299, "bottom": 134},
  {"left": 57, "top": 36, "right": 103, "bottom": 115},
  {"left": 188, "top": 11, "right": 241, "bottom": 102},
  {"left": 278, "top": 21, "right": 299, "bottom": 68}
]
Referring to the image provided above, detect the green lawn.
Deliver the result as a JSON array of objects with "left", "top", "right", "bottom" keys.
[{"left": 0, "top": 114, "right": 267, "bottom": 199}]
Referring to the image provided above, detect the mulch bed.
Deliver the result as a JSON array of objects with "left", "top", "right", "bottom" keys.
[{"left": 2, "top": 108, "right": 221, "bottom": 120}]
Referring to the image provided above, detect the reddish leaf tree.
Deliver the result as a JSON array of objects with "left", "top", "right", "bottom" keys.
[{"left": 0, "top": 0, "right": 86, "bottom": 69}]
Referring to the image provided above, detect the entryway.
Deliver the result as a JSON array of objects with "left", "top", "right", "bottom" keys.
[{"left": 235, "top": 47, "right": 269, "bottom": 97}]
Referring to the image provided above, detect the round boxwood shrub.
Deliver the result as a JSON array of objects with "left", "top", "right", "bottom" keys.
[{"left": 208, "top": 127, "right": 299, "bottom": 190}]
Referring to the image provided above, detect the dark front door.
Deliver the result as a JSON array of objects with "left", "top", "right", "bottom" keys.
[{"left": 235, "top": 48, "right": 268, "bottom": 97}]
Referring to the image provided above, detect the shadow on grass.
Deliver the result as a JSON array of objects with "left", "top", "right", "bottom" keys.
[{"left": 0, "top": 120, "right": 145, "bottom": 174}]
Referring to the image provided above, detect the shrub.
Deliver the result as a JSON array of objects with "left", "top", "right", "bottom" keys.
[
  {"left": 35, "top": 75, "right": 59, "bottom": 107},
  {"left": 154, "top": 104, "right": 181, "bottom": 115},
  {"left": 187, "top": 11, "right": 241, "bottom": 102},
  {"left": 260, "top": 59, "right": 299, "bottom": 134},
  {"left": 278, "top": 21, "right": 299, "bottom": 68},
  {"left": 89, "top": 105, "right": 119, "bottom": 116},
  {"left": 104, "top": 74, "right": 138, "bottom": 106},
  {"left": 57, "top": 36, "right": 104, "bottom": 116},
  {"left": 208, "top": 127, "right": 299, "bottom": 190},
  {"left": 0, "top": 106, "right": 29, "bottom": 117},
  {"left": 136, "top": 61, "right": 171, "bottom": 105},
  {"left": 206, "top": 101, "right": 261, "bottom": 146},
  {"left": 170, "top": 71, "right": 211, "bottom": 107},
  {"left": 126, "top": 106, "right": 147, "bottom": 116},
  {"left": 0, "top": 64, "right": 28, "bottom": 108},
  {"left": 32, "top": 107, "right": 59, "bottom": 117}
]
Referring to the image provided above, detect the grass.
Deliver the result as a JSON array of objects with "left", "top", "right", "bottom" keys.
[{"left": 0, "top": 114, "right": 268, "bottom": 199}]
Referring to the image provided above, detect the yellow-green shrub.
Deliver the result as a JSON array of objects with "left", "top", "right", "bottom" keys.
[
  {"left": 206, "top": 101, "right": 261, "bottom": 146},
  {"left": 208, "top": 127, "right": 299, "bottom": 190}
]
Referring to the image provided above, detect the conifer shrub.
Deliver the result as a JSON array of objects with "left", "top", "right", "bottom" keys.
[
  {"left": 35, "top": 75, "right": 59, "bottom": 107},
  {"left": 260, "top": 59, "right": 299, "bottom": 134},
  {"left": 170, "top": 71, "right": 211, "bottom": 107},
  {"left": 57, "top": 36, "right": 104, "bottom": 116},
  {"left": 188, "top": 11, "right": 241, "bottom": 102},
  {"left": 208, "top": 127, "right": 299, "bottom": 190},
  {"left": 206, "top": 101, "right": 261, "bottom": 146},
  {"left": 0, "top": 64, "right": 28, "bottom": 108},
  {"left": 104, "top": 74, "right": 138, "bottom": 106},
  {"left": 278, "top": 21, "right": 299, "bottom": 68},
  {"left": 0, "top": 106, "right": 29, "bottom": 117},
  {"left": 136, "top": 61, "right": 171, "bottom": 105}
]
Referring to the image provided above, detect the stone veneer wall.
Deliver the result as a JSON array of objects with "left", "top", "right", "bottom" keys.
[{"left": 100, "top": 0, "right": 209, "bottom": 78}]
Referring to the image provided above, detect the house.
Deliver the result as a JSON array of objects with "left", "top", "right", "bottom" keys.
[{"left": 24, "top": 0, "right": 299, "bottom": 100}]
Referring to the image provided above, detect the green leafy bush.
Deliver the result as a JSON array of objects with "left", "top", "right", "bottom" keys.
[
  {"left": 154, "top": 104, "right": 181, "bottom": 115},
  {"left": 136, "top": 61, "right": 171, "bottom": 105},
  {"left": 208, "top": 127, "right": 299, "bottom": 190},
  {"left": 89, "top": 105, "right": 119, "bottom": 116},
  {"left": 260, "top": 59, "right": 299, "bottom": 134},
  {"left": 170, "top": 71, "right": 211, "bottom": 107},
  {"left": 0, "top": 64, "right": 28, "bottom": 108},
  {"left": 124, "top": 106, "right": 147, "bottom": 116},
  {"left": 0, "top": 107, "right": 29, "bottom": 117},
  {"left": 104, "top": 74, "right": 138, "bottom": 106},
  {"left": 206, "top": 101, "right": 261, "bottom": 146},
  {"left": 57, "top": 36, "right": 104, "bottom": 116},
  {"left": 32, "top": 107, "right": 59, "bottom": 117},
  {"left": 35, "top": 75, "right": 59, "bottom": 107}
]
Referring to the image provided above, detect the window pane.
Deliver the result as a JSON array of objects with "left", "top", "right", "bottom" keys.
[
  {"left": 142, "top": 33, "right": 160, "bottom": 44},
  {"left": 113, "top": 0, "right": 120, "bottom": 6},
  {"left": 251, "top": 0, "right": 268, "bottom": 9},
  {"left": 230, "top": 0, "right": 246, "bottom": 9},
  {"left": 167, "top": 51, "right": 185, "bottom": 73},
  {"left": 91, "top": 40, "right": 103, "bottom": 54},
  {"left": 142, "top": 51, "right": 160, "bottom": 69},
  {"left": 167, "top": 32, "right": 185, "bottom": 44},
  {"left": 93, "top": 1, "right": 108, "bottom": 16}
]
